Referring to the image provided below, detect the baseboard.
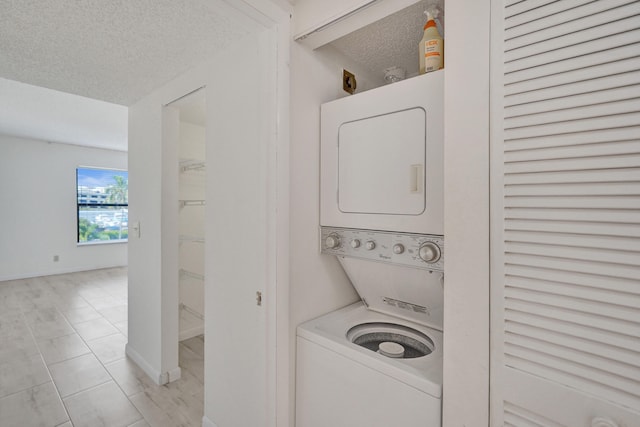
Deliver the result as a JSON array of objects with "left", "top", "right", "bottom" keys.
[
  {"left": 0, "top": 264, "right": 128, "bottom": 282},
  {"left": 202, "top": 416, "right": 218, "bottom": 427},
  {"left": 125, "top": 343, "right": 181, "bottom": 385}
]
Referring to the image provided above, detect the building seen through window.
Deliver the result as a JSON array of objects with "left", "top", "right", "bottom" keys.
[{"left": 77, "top": 167, "right": 128, "bottom": 243}]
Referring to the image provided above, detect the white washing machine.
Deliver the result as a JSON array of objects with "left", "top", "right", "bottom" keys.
[
  {"left": 298, "top": 71, "right": 445, "bottom": 426},
  {"left": 296, "top": 227, "right": 444, "bottom": 427}
]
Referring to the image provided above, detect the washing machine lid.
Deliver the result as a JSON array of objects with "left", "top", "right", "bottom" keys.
[{"left": 338, "top": 256, "right": 443, "bottom": 331}]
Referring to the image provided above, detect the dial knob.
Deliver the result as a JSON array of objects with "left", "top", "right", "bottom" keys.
[
  {"left": 350, "top": 239, "right": 361, "bottom": 248},
  {"left": 365, "top": 241, "right": 376, "bottom": 250},
  {"left": 393, "top": 244, "right": 405, "bottom": 254},
  {"left": 419, "top": 242, "right": 441, "bottom": 263},
  {"left": 325, "top": 235, "right": 340, "bottom": 249},
  {"left": 592, "top": 417, "right": 620, "bottom": 427}
]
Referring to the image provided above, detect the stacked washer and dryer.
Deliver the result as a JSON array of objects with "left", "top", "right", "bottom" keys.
[{"left": 296, "top": 70, "right": 445, "bottom": 427}]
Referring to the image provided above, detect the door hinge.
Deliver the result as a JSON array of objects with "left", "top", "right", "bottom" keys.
[{"left": 256, "top": 291, "right": 262, "bottom": 306}]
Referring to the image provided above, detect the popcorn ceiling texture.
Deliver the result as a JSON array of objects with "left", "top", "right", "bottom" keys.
[
  {"left": 0, "top": 0, "right": 255, "bottom": 105},
  {"left": 330, "top": 0, "right": 445, "bottom": 81}
]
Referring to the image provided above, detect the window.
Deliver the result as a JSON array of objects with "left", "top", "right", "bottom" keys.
[{"left": 77, "top": 167, "right": 128, "bottom": 243}]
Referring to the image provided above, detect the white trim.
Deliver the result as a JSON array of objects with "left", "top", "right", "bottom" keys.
[
  {"left": 442, "top": 0, "right": 491, "bottom": 425},
  {"left": 125, "top": 343, "right": 181, "bottom": 385},
  {"left": 489, "top": 0, "right": 506, "bottom": 425},
  {"left": 77, "top": 240, "right": 128, "bottom": 247},
  {"left": 0, "top": 264, "right": 127, "bottom": 282},
  {"left": 273, "top": 12, "right": 292, "bottom": 427},
  {"left": 167, "top": 366, "right": 182, "bottom": 383},
  {"left": 293, "top": 0, "right": 380, "bottom": 41},
  {"left": 293, "top": 0, "right": 422, "bottom": 50},
  {"left": 201, "top": 416, "right": 217, "bottom": 427},
  {"left": 126, "top": 343, "right": 163, "bottom": 385}
]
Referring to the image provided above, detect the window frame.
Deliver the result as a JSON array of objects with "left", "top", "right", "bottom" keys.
[{"left": 76, "top": 166, "right": 129, "bottom": 245}]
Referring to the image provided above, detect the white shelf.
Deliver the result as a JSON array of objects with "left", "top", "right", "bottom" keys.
[
  {"left": 179, "top": 199, "right": 205, "bottom": 208},
  {"left": 179, "top": 235, "right": 205, "bottom": 244},
  {"left": 179, "top": 303, "right": 204, "bottom": 341},
  {"left": 180, "top": 159, "right": 206, "bottom": 173},
  {"left": 180, "top": 303, "right": 204, "bottom": 320},
  {"left": 179, "top": 268, "right": 204, "bottom": 281}
]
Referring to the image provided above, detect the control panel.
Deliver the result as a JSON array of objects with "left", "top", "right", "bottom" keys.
[{"left": 320, "top": 227, "right": 444, "bottom": 271}]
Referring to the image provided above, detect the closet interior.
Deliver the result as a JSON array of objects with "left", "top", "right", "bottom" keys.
[{"left": 174, "top": 89, "right": 206, "bottom": 341}]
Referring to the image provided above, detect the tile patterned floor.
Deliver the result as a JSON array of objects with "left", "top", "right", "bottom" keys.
[{"left": 0, "top": 268, "right": 204, "bottom": 427}]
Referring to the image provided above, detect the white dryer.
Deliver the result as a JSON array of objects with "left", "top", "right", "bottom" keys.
[
  {"left": 320, "top": 71, "right": 444, "bottom": 235},
  {"left": 296, "top": 228, "right": 444, "bottom": 427}
]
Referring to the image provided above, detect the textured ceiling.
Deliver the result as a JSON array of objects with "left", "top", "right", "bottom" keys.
[
  {"left": 330, "top": 0, "right": 444, "bottom": 80},
  {"left": 0, "top": 0, "right": 256, "bottom": 106}
]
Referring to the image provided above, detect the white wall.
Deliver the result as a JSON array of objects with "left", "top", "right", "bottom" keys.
[
  {"left": 128, "top": 29, "right": 284, "bottom": 427},
  {"left": 0, "top": 134, "right": 128, "bottom": 281},
  {"left": 288, "top": 39, "right": 384, "bottom": 426},
  {"left": 128, "top": 1, "right": 291, "bottom": 424}
]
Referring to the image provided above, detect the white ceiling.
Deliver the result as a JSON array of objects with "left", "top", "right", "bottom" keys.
[
  {"left": 0, "top": 0, "right": 263, "bottom": 151},
  {"left": 0, "top": 0, "right": 257, "bottom": 106}
]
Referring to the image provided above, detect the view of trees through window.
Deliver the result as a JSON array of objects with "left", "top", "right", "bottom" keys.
[{"left": 77, "top": 167, "right": 128, "bottom": 243}]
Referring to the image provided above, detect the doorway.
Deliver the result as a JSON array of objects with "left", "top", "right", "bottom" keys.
[{"left": 165, "top": 88, "right": 207, "bottom": 390}]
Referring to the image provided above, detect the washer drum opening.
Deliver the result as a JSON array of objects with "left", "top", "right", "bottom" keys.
[{"left": 347, "top": 322, "right": 435, "bottom": 359}]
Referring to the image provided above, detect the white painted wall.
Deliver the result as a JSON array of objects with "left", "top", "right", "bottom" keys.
[
  {"left": 129, "top": 2, "right": 291, "bottom": 425},
  {"left": 128, "top": 28, "right": 286, "bottom": 427},
  {"left": 442, "top": 0, "right": 491, "bottom": 425},
  {"left": 204, "top": 32, "right": 274, "bottom": 427},
  {"left": 127, "top": 89, "right": 165, "bottom": 380},
  {"left": 288, "top": 38, "right": 384, "bottom": 426},
  {"left": 0, "top": 134, "right": 128, "bottom": 281}
]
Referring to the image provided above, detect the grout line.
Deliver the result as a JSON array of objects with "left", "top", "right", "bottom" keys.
[
  {"left": 20, "top": 304, "right": 72, "bottom": 425},
  {"left": 2, "top": 268, "right": 204, "bottom": 427}
]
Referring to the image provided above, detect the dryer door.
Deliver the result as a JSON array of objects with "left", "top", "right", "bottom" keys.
[{"left": 338, "top": 108, "right": 425, "bottom": 215}]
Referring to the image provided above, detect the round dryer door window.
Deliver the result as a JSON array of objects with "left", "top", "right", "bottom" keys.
[{"left": 347, "top": 322, "right": 434, "bottom": 359}]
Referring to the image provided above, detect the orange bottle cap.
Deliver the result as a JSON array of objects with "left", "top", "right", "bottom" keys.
[{"left": 424, "top": 19, "right": 436, "bottom": 30}]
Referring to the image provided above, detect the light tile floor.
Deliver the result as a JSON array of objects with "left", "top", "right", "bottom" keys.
[{"left": 0, "top": 268, "right": 204, "bottom": 427}]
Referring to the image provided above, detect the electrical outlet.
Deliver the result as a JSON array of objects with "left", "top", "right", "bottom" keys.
[{"left": 53, "top": 255, "right": 59, "bottom": 262}]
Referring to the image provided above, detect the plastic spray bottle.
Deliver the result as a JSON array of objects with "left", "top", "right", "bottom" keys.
[{"left": 419, "top": 8, "right": 444, "bottom": 74}]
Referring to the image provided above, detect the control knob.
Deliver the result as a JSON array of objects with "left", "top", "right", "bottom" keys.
[
  {"left": 325, "top": 234, "right": 341, "bottom": 249},
  {"left": 419, "top": 242, "right": 441, "bottom": 263},
  {"left": 393, "top": 244, "right": 405, "bottom": 254},
  {"left": 365, "top": 241, "right": 376, "bottom": 250},
  {"left": 351, "top": 239, "right": 361, "bottom": 248},
  {"left": 592, "top": 417, "right": 620, "bottom": 427}
]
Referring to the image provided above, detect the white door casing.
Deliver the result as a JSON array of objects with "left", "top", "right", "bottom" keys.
[{"left": 490, "top": 1, "right": 640, "bottom": 425}]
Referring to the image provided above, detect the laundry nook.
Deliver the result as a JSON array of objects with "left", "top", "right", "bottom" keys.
[{"left": 0, "top": 0, "right": 638, "bottom": 427}]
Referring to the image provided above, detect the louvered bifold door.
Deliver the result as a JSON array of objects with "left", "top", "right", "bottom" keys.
[{"left": 490, "top": 0, "right": 640, "bottom": 426}]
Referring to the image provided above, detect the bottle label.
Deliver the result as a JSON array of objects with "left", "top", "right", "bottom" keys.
[{"left": 423, "top": 39, "right": 443, "bottom": 72}]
